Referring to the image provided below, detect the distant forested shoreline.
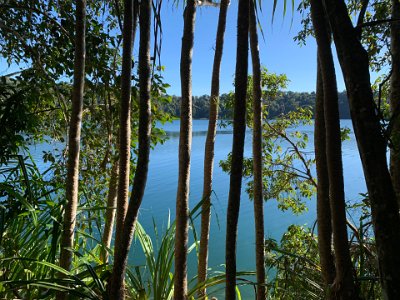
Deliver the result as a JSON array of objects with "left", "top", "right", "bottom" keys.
[{"left": 161, "top": 91, "right": 351, "bottom": 119}]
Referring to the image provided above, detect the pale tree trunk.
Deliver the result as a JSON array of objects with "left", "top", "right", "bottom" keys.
[
  {"left": 108, "top": 0, "right": 152, "bottom": 298},
  {"left": 225, "top": 0, "right": 249, "bottom": 298},
  {"left": 197, "top": 0, "right": 229, "bottom": 297},
  {"left": 175, "top": 1, "right": 196, "bottom": 299},
  {"left": 314, "top": 60, "right": 335, "bottom": 295},
  {"left": 390, "top": 0, "right": 400, "bottom": 205},
  {"left": 249, "top": 1, "right": 265, "bottom": 299},
  {"left": 322, "top": 0, "right": 400, "bottom": 298},
  {"left": 114, "top": 0, "right": 139, "bottom": 252},
  {"left": 310, "top": 1, "right": 359, "bottom": 298},
  {"left": 57, "top": 1, "right": 86, "bottom": 299},
  {"left": 100, "top": 159, "right": 119, "bottom": 263},
  {"left": 59, "top": 0, "right": 86, "bottom": 276}
]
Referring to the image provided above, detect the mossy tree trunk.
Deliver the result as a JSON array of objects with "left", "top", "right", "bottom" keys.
[
  {"left": 59, "top": 0, "right": 86, "bottom": 280},
  {"left": 100, "top": 159, "right": 119, "bottom": 263},
  {"left": 58, "top": 1, "right": 86, "bottom": 299}
]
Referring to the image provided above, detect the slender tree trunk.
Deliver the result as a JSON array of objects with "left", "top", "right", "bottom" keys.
[
  {"left": 175, "top": 1, "right": 196, "bottom": 299},
  {"left": 100, "top": 159, "right": 119, "bottom": 263},
  {"left": 310, "top": 1, "right": 359, "bottom": 298},
  {"left": 249, "top": 2, "right": 265, "bottom": 299},
  {"left": 314, "top": 59, "right": 336, "bottom": 295},
  {"left": 322, "top": 0, "right": 400, "bottom": 298},
  {"left": 225, "top": 0, "right": 249, "bottom": 298},
  {"left": 390, "top": 0, "right": 400, "bottom": 205},
  {"left": 57, "top": 1, "right": 86, "bottom": 299},
  {"left": 59, "top": 0, "right": 86, "bottom": 276},
  {"left": 108, "top": 0, "right": 152, "bottom": 298},
  {"left": 114, "top": 0, "right": 139, "bottom": 253},
  {"left": 197, "top": 0, "right": 229, "bottom": 297}
]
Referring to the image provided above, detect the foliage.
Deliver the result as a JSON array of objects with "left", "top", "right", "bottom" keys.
[
  {"left": 220, "top": 69, "right": 316, "bottom": 214},
  {"left": 296, "top": 0, "right": 392, "bottom": 72},
  {"left": 0, "top": 157, "right": 254, "bottom": 299},
  {"left": 346, "top": 194, "right": 382, "bottom": 299},
  {"left": 265, "top": 225, "right": 324, "bottom": 300},
  {"left": 0, "top": 75, "right": 62, "bottom": 164},
  {"left": 0, "top": 2, "right": 177, "bottom": 297},
  {"left": 265, "top": 195, "right": 382, "bottom": 300}
]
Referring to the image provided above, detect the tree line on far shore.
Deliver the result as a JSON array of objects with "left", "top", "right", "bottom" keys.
[{"left": 161, "top": 91, "right": 351, "bottom": 119}]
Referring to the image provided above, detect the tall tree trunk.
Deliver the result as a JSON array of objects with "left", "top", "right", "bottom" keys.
[
  {"left": 197, "top": 0, "right": 229, "bottom": 297},
  {"left": 322, "top": 0, "right": 400, "bottom": 298},
  {"left": 175, "top": 1, "right": 196, "bottom": 299},
  {"left": 249, "top": 1, "right": 265, "bottom": 299},
  {"left": 310, "top": 1, "right": 359, "bottom": 298},
  {"left": 225, "top": 0, "right": 249, "bottom": 298},
  {"left": 114, "top": 0, "right": 139, "bottom": 252},
  {"left": 314, "top": 59, "right": 336, "bottom": 295},
  {"left": 108, "top": 0, "right": 152, "bottom": 298},
  {"left": 57, "top": 1, "right": 86, "bottom": 299},
  {"left": 59, "top": 0, "right": 86, "bottom": 276},
  {"left": 100, "top": 159, "right": 119, "bottom": 263},
  {"left": 390, "top": 0, "right": 400, "bottom": 205}
]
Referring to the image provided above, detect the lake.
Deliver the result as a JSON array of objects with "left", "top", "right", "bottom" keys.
[
  {"left": 132, "top": 119, "right": 365, "bottom": 295},
  {"left": 28, "top": 119, "right": 366, "bottom": 297}
]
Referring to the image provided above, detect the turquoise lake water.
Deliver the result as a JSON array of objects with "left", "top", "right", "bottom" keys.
[
  {"left": 28, "top": 119, "right": 366, "bottom": 297},
  {"left": 133, "top": 119, "right": 365, "bottom": 296}
]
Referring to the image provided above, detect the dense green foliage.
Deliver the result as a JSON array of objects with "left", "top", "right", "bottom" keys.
[{"left": 265, "top": 200, "right": 381, "bottom": 300}]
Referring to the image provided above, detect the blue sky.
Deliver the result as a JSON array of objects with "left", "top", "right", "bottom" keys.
[
  {"left": 0, "top": 0, "right": 383, "bottom": 96},
  {"left": 155, "top": 0, "right": 330, "bottom": 95}
]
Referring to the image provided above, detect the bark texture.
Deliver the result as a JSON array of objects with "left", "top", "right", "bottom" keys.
[
  {"left": 197, "top": 0, "right": 229, "bottom": 297},
  {"left": 323, "top": 0, "right": 400, "bottom": 298},
  {"left": 108, "top": 0, "right": 152, "bottom": 298},
  {"left": 249, "top": 2, "right": 265, "bottom": 299},
  {"left": 225, "top": 0, "right": 249, "bottom": 298},
  {"left": 57, "top": 2, "right": 86, "bottom": 299},
  {"left": 114, "top": 0, "right": 139, "bottom": 252},
  {"left": 310, "top": 1, "right": 359, "bottom": 298},
  {"left": 314, "top": 60, "right": 336, "bottom": 292},
  {"left": 100, "top": 160, "right": 119, "bottom": 263},
  {"left": 174, "top": 1, "right": 196, "bottom": 299},
  {"left": 390, "top": 0, "right": 400, "bottom": 205},
  {"left": 59, "top": 0, "right": 86, "bottom": 274}
]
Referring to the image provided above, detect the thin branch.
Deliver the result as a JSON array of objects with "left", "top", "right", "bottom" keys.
[
  {"left": 266, "top": 122, "right": 315, "bottom": 186},
  {"left": 356, "top": 17, "right": 400, "bottom": 29},
  {"left": 378, "top": 69, "right": 392, "bottom": 113},
  {"left": 357, "top": 0, "right": 369, "bottom": 28},
  {"left": 113, "top": 0, "right": 123, "bottom": 33}
]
